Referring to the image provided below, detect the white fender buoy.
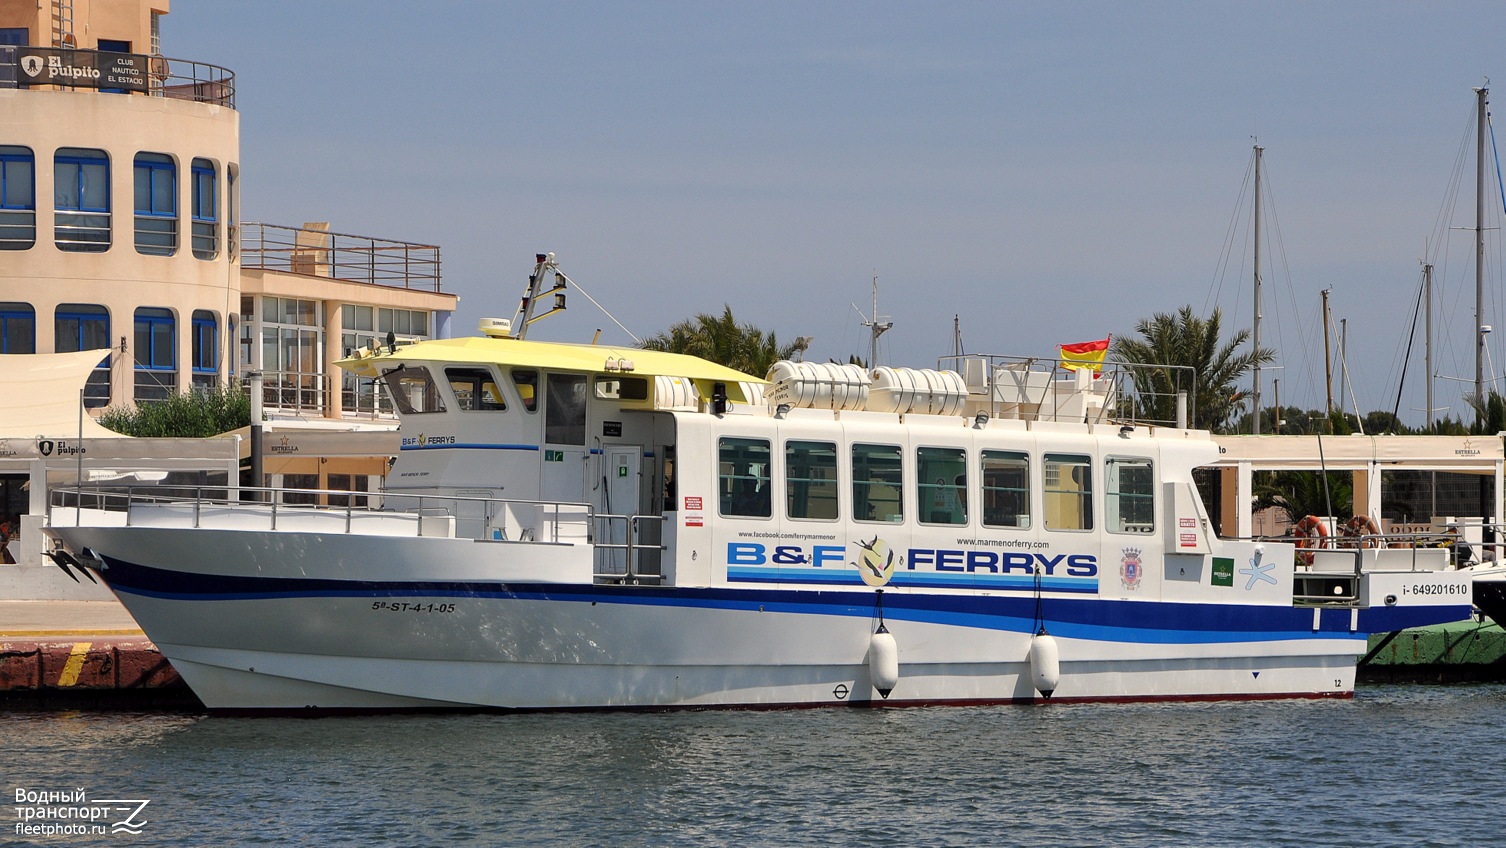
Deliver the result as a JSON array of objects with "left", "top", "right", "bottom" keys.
[
  {"left": 869, "top": 625, "right": 899, "bottom": 699},
  {"left": 1029, "top": 632, "right": 1060, "bottom": 699}
]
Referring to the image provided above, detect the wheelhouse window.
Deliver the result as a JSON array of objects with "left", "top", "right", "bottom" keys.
[
  {"left": 1044, "top": 453, "right": 1093, "bottom": 531},
  {"left": 133, "top": 152, "right": 176, "bottom": 256},
  {"left": 0, "top": 302, "right": 35, "bottom": 353},
  {"left": 381, "top": 365, "right": 446, "bottom": 414},
  {"left": 1106, "top": 457, "right": 1155, "bottom": 534},
  {"left": 55, "top": 148, "right": 110, "bottom": 251},
  {"left": 981, "top": 450, "right": 1031, "bottom": 529},
  {"left": 544, "top": 373, "right": 587, "bottom": 445},
  {"left": 191, "top": 310, "right": 217, "bottom": 389},
  {"left": 594, "top": 376, "right": 649, "bottom": 401},
  {"left": 786, "top": 440, "right": 838, "bottom": 520},
  {"left": 512, "top": 370, "right": 538, "bottom": 412},
  {"left": 190, "top": 158, "right": 217, "bottom": 259},
  {"left": 853, "top": 443, "right": 903, "bottom": 523},
  {"left": 134, "top": 307, "right": 176, "bottom": 403},
  {"left": 0, "top": 146, "right": 35, "bottom": 250},
  {"left": 55, "top": 304, "right": 111, "bottom": 408},
  {"left": 445, "top": 366, "right": 506, "bottom": 411},
  {"left": 918, "top": 446, "right": 967, "bottom": 525},
  {"left": 719, "top": 437, "right": 771, "bottom": 518}
]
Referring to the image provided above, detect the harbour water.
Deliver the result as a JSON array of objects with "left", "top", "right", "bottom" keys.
[{"left": 5, "top": 684, "right": 1501, "bottom": 846}]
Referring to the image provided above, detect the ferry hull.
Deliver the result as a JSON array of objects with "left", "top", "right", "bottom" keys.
[{"left": 51, "top": 525, "right": 1465, "bottom": 712}]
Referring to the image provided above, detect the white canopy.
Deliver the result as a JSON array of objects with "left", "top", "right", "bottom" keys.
[{"left": 0, "top": 351, "right": 120, "bottom": 439}]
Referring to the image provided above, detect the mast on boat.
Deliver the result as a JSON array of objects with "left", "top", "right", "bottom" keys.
[
  {"left": 854, "top": 276, "right": 892, "bottom": 367},
  {"left": 1252, "top": 144, "right": 1264, "bottom": 435},
  {"left": 1475, "top": 86, "right": 1489, "bottom": 420},
  {"left": 1425, "top": 261, "right": 1434, "bottom": 430}
]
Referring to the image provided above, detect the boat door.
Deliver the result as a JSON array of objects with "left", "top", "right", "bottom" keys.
[
  {"left": 539, "top": 373, "right": 589, "bottom": 503},
  {"left": 596, "top": 445, "right": 641, "bottom": 576}
]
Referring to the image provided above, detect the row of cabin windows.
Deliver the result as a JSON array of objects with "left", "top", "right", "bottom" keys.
[
  {"left": 0, "top": 145, "right": 231, "bottom": 258},
  {"left": 0, "top": 301, "right": 221, "bottom": 405},
  {"left": 378, "top": 363, "right": 649, "bottom": 446},
  {"left": 717, "top": 436, "right": 1156, "bottom": 534}
]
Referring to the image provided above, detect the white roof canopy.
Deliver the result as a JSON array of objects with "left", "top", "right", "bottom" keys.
[{"left": 0, "top": 351, "right": 120, "bottom": 439}]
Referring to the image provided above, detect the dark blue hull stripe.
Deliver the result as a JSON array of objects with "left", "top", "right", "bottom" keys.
[{"left": 94, "top": 555, "right": 1467, "bottom": 645}]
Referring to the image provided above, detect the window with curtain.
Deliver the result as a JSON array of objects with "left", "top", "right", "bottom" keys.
[
  {"left": 0, "top": 146, "right": 35, "bottom": 250},
  {"left": 55, "top": 148, "right": 110, "bottom": 251},
  {"left": 133, "top": 152, "right": 176, "bottom": 255}
]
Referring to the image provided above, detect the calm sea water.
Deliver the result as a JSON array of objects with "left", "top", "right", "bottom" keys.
[{"left": 4, "top": 684, "right": 1501, "bottom": 847}]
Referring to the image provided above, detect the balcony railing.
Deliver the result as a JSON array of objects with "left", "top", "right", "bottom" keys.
[
  {"left": 0, "top": 46, "right": 235, "bottom": 108},
  {"left": 241, "top": 222, "right": 442, "bottom": 293}
]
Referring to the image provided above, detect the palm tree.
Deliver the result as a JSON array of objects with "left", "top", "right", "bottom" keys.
[
  {"left": 641, "top": 306, "right": 809, "bottom": 376},
  {"left": 1252, "top": 470, "right": 1353, "bottom": 527},
  {"left": 1111, "top": 305, "right": 1274, "bottom": 432}
]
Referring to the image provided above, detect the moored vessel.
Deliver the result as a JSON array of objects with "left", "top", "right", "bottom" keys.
[{"left": 44, "top": 256, "right": 1474, "bottom": 712}]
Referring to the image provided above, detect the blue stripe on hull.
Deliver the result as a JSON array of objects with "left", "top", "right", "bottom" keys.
[{"left": 92, "top": 554, "right": 1466, "bottom": 646}]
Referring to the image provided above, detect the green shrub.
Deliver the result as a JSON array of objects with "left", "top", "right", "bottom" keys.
[{"left": 96, "top": 385, "right": 252, "bottom": 438}]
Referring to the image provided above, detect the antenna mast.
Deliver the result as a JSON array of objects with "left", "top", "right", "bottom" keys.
[{"left": 853, "top": 275, "right": 892, "bottom": 367}]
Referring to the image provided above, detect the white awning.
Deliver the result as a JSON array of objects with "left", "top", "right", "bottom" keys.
[{"left": 0, "top": 351, "right": 119, "bottom": 439}]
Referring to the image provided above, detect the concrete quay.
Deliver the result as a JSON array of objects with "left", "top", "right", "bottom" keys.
[{"left": 0, "top": 600, "right": 200, "bottom": 710}]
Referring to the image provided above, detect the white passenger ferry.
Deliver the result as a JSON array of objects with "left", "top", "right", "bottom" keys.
[{"left": 46, "top": 259, "right": 1473, "bottom": 712}]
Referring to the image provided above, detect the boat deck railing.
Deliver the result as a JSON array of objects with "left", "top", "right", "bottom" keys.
[
  {"left": 939, "top": 354, "right": 1197, "bottom": 428},
  {"left": 1242, "top": 530, "right": 1456, "bottom": 606},
  {"left": 47, "top": 484, "right": 665, "bottom": 585}
]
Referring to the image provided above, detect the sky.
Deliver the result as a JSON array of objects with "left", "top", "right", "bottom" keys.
[{"left": 166, "top": 1, "right": 1506, "bottom": 428}]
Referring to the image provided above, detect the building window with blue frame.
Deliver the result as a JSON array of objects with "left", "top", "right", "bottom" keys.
[
  {"left": 191, "top": 309, "right": 217, "bottom": 389},
  {"left": 133, "top": 152, "right": 176, "bottom": 256},
  {"left": 55, "top": 304, "right": 111, "bottom": 408},
  {"left": 55, "top": 148, "right": 111, "bottom": 252},
  {"left": 134, "top": 307, "right": 176, "bottom": 403},
  {"left": 0, "top": 146, "right": 35, "bottom": 251},
  {"left": 0, "top": 302, "right": 35, "bottom": 353},
  {"left": 191, "top": 158, "right": 217, "bottom": 259}
]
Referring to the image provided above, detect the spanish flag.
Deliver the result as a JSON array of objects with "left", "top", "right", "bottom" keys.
[{"left": 1059, "top": 336, "right": 1110, "bottom": 373}]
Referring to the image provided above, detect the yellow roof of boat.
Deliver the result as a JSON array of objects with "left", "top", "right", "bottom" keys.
[{"left": 337, "top": 336, "right": 764, "bottom": 396}]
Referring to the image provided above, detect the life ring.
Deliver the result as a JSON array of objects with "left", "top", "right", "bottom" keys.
[
  {"left": 1341, "top": 514, "right": 1384, "bottom": 549},
  {"left": 1292, "top": 515, "right": 1329, "bottom": 564}
]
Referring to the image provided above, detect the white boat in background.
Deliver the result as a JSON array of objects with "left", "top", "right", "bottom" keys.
[{"left": 45, "top": 256, "right": 1473, "bottom": 713}]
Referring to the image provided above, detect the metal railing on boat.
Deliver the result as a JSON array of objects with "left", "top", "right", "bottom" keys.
[{"left": 47, "top": 485, "right": 666, "bottom": 584}]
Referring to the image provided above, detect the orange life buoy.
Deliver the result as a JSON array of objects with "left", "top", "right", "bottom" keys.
[
  {"left": 1292, "top": 515, "right": 1329, "bottom": 564},
  {"left": 1341, "top": 514, "right": 1384, "bottom": 549}
]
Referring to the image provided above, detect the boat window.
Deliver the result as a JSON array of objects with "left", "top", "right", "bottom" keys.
[
  {"left": 1106, "top": 457, "right": 1155, "bottom": 534},
  {"left": 445, "top": 366, "right": 506, "bottom": 411},
  {"left": 918, "top": 447, "right": 967, "bottom": 525},
  {"left": 595, "top": 376, "right": 649, "bottom": 401},
  {"left": 786, "top": 440, "right": 838, "bottom": 521},
  {"left": 719, "top": 437, "right": 771, "bottom": 518},
  {"left": 381, "top": 365, "right": 447, "bottom": 415},
  {"left": 853, "top": 443, "right": 903, "bottom": 523},
  {"left": 512, "top": 369, "right": 538, "bottom": 412},
  {"left": 545, "top": 373, "right": 587, "bottom": 445},
  {"left": 981, "top": 450, "right": 1031, "bottom": 530},
  {"left": 1044, "top": 453, "right": 1092, "bottom": 531}
]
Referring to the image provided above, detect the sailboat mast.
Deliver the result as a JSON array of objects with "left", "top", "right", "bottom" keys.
[
  {"left": 1476, "top": 86, "right": 1488, "bottom": 417},
  {"left": 1252, "top": 144, "right": 1264, "bottom": 435},
  {"left": 1425, "top": 261, "right": 1434, "bottom": 430}
]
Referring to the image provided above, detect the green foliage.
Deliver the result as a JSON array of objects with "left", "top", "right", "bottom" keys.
[
  {"left": 96, "top": 385, "right": 251, "bottom": 438},
  {"left": 1252, "top": 469, "right": 1353, "bottom": 525},
  {"left": 1466, "top": 391, "right": 1506, "bottom": 435},
  {"left": 642, "top": 306, "right": 810, "bottom": 377},
  {"left": 1111, "top": 305, "right": 1275, "bottom": 432}
]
